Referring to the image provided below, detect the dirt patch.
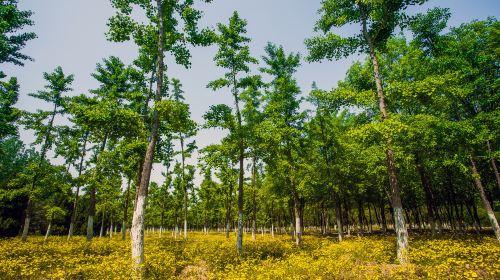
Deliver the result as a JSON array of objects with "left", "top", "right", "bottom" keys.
[{"left": 179, "top": 260, "right": 209, "bottom": 280}]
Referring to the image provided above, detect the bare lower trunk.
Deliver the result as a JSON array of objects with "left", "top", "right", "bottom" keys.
[
  {"left": 86, "top": 215, "right": 94, "bottom": 241},
  {"left": 470, "top": 155, "right": 500, "bottom": 243},
  {"left": 131, "top": 194, "right": 147, "bottom": 274},
  {"left": 487, "top": 141, "right": 500, "bottom": 190},
  {"left": 233, "top": 83, "right": 244, "bottom": 254},
  {"left": 110, "top": 217, "right": 113, "bottom": 238},
  {"left": 252, "top": 157, "right": 257, "bottom": 241},
  {"left": 21, "top": 199, "right": 32, "bottom": 241},
  {"left": 99, "top": 210, "right": 105, "bottom": 238},
  {"left": 131, "top": 0, "right": 165, "bottom": 275},
  {"left": 122, "top": 178, "right": 131, "bottom": 240},
  {"left": 293, "top": 198, "right": 302, "bottom": 245},
  {"left": 336, "top": 200, "right": 343, "bottom": 242},
  {"left": 44, "top": 222, "right": 51, "bottom": 242},
  {"left": 360, "top": 6, "right": 408, "bottom": 262}
]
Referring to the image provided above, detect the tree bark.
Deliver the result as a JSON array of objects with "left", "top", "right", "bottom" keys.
[
  {"left": 44, "top": 222, "right": 51, "bottom": 242},
  {"left": 415, "top": 153, "right": 439, "bottom": 235},
  {"left": 180, "top": 134, "right": 188, "bottom": 240},
  {"left": 335, "top": 198, "right": 343, "bottom": 241},
  {"left": 360, "top": 6, "right": 408, "bottom": 263},
  {"left": 131, "top": 0, "right": 165, "bottom": 273},
  {"left": 470, "top": 155, "right": 500, "bottom": 243},
  {"left": 252, "top": 156, "right": 257, "bottom": 241},
  {"left": 231, "top": 71, "right": 245, "bottom": 254},
  {"left": 99, "top": 208, "right": 105, "bottom": 238},
  {"left": 122, "top": 178, "right": 131, "bottom": 240},
  {"left": 68, "top": 132, "right": 88, "bottom": 239}
]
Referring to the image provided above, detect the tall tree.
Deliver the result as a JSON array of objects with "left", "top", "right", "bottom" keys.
[
  {"left": 259, "top": 43, "right": 304, "bottom": 245},
  {"left": 208, "top": 11, "right": 258, "bottom": 254},
  {"left": 107, "top": 0, "right": 212, "bottom": 271},
  {"left": 20, "top": 67, "right": 74, "bottom": 241},
  {"left": 305, "top": 0, "right": 427, "bottom": 263}
]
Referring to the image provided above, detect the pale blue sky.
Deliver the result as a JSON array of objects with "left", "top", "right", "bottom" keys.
[{"left": 3, "top": 0, "right": 499, "bottom": 185}]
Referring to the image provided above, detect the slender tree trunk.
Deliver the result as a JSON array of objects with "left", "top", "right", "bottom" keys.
[
  {"left": 361, "top": 7, "right": 408, "bottom": 263},
  {"left": 180, "top": 134, "right": 188, "bottom": 241},
  {"left": 357, "top": 199, "right": 364, "bottom": 236},
  {"left": 486, "top": 140, "right": 500, "bottom": 190},
  {"left": 293, "top": 193, "right": 302, "bottom": 245},
  {"left": 122, "top": 178, "right": 131, "bottom": 240},
  {"left": 99, "top": 209, "right": 105, "bottom": 238},
  {"left": 21, "top": 105, "right": 58, "bottom": 241},
  {"left": 415, "top": 153, "right": 438, "bottom": 235},
  {"left": 380, "top": 200, "right": 387, "bottom": 233},
  {"left": 131, "top": 0, "right": 165, "bottom": 273},
  {"left": 231, "top": 72, "right": 245, "bottom": 254},
  {"left": 335, "top": 198, "right": 343, "bottom": 241},
  {"left": 68, "top": 132, "right": 88, "bottom": 240},
  {"left": 110, "top": 216, "right": 113, "bottom": 238},
  {"left": 252, "top": 156, "right": 257, "bottom": 241},
  {"left": 44, "top": 222, "right": 51, "bottom": 242},
  {"left": 470, "top": 155, "right": 500, "bottom": 243},
  {"left": 87, "top": 135, "right": 107, "bottom": 241}
]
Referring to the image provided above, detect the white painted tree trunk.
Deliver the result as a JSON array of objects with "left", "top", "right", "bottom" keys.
[
  {"left": 44, "top": 222, "right": 51, "bottom": 242},
  {"left": 184, "top": 218, "right": 187, "bottom": 240},
  {"left": 394, "top": 207, "right": 409, "bottom": 263},
  {"left": 131, "top": 194, "right": 146, "bottom": 271},
  {"left": 86, "top": 216, "right": 93, "bottom": 241}
]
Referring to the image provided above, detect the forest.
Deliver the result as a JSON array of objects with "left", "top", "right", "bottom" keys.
[{"left": 0, "top": 0, "right": 499, "bottom": 279}]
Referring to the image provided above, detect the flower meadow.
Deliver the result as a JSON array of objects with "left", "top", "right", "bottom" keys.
[{"left": 0, "top": 232, "right": 498, "bottom": 279}]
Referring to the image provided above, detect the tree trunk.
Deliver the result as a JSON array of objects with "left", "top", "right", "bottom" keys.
[
  {"left": 122, "top": 178, "right": 131, "bottom": 240},
  {"left": 361, "top": 7, "right": 408, "bottom": 263},
  {"left": 415, "top": 153, "right": 438, "bottom": 235},
  {"left": 99, "top": 209, "right": 105, "bottom": 238},
  {"left": 357, "top": 199, "right": 364, "bottom": 236},
  {"left": 335, "top": 199, "right": 343, "bottom": 242},
  {"left": 87, "top": 187, "right": 96, "bottom": 241},
  {"left": 87, "top": 135, "right": 107, "bottom": 241},
  {"left": 21, "top": 105, "right": 58, "bottom": 241},
  {"left": 180, "top": 134, "right": 188, "bottom": 241},
  {"left": 252, "top": 156, "right": 257, "bottom": 241},
  {"left": 380, "top": 200, "right": 387, "bottom": 233},
  {"left": 470, "top": 155, "right": 500, "bottom": 243},
  {"left": 293, "top": 194, "right": 302, "bottom": 245},
  {"left": 131, "top": 0, "right": 165, "bottom": 274},
  {"left": 68, "top": 132, "right": 88, "bottom": 239},
  {"left": 231, "top": 74, "right": 245, "bottom": 254},
  {"left": 44, "top": 222, "right": 51, "bottom": 242}
]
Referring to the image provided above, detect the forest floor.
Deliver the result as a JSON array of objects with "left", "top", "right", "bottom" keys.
[{"left": 0, "top": 232, "right": 498, "bottom": 279}]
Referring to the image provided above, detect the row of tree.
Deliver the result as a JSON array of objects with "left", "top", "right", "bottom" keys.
[{"left": 1, "top": 0, "right": 499, "bottom": 274}]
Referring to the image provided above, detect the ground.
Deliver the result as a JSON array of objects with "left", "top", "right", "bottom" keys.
[{"left": 0, "top": 231, "right": 498, "bottom": 279}]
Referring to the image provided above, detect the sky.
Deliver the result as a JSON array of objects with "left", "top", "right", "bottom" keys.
[{"left": 3, "top": 0, "right": 500, "bottom": 185}]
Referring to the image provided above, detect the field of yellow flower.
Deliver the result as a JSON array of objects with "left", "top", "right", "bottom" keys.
[{"left": 0, "top": 232, "right": 498, "bottom": 279}]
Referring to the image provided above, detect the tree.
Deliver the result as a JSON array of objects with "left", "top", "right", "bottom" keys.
[
  {"left": 107, "top": 0, "right": 213, "bottom": 270},
  {"left": 259, "top": 43, "right": 304, "bottom": 244},
  {"left": 68, "top": 56, "right": 144, "bottom": 241},
  {"left": 0, "top": 0, "right": 36, "bottom": 72},
  {"left": 305, "top": 0, "right": 427, "bottom": 263},
  {"left": 208, "top": 11, "right": 258, "bottom": 253},
  {"left": 20, "top": 66, "right": 74, "bottom": 241}
]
